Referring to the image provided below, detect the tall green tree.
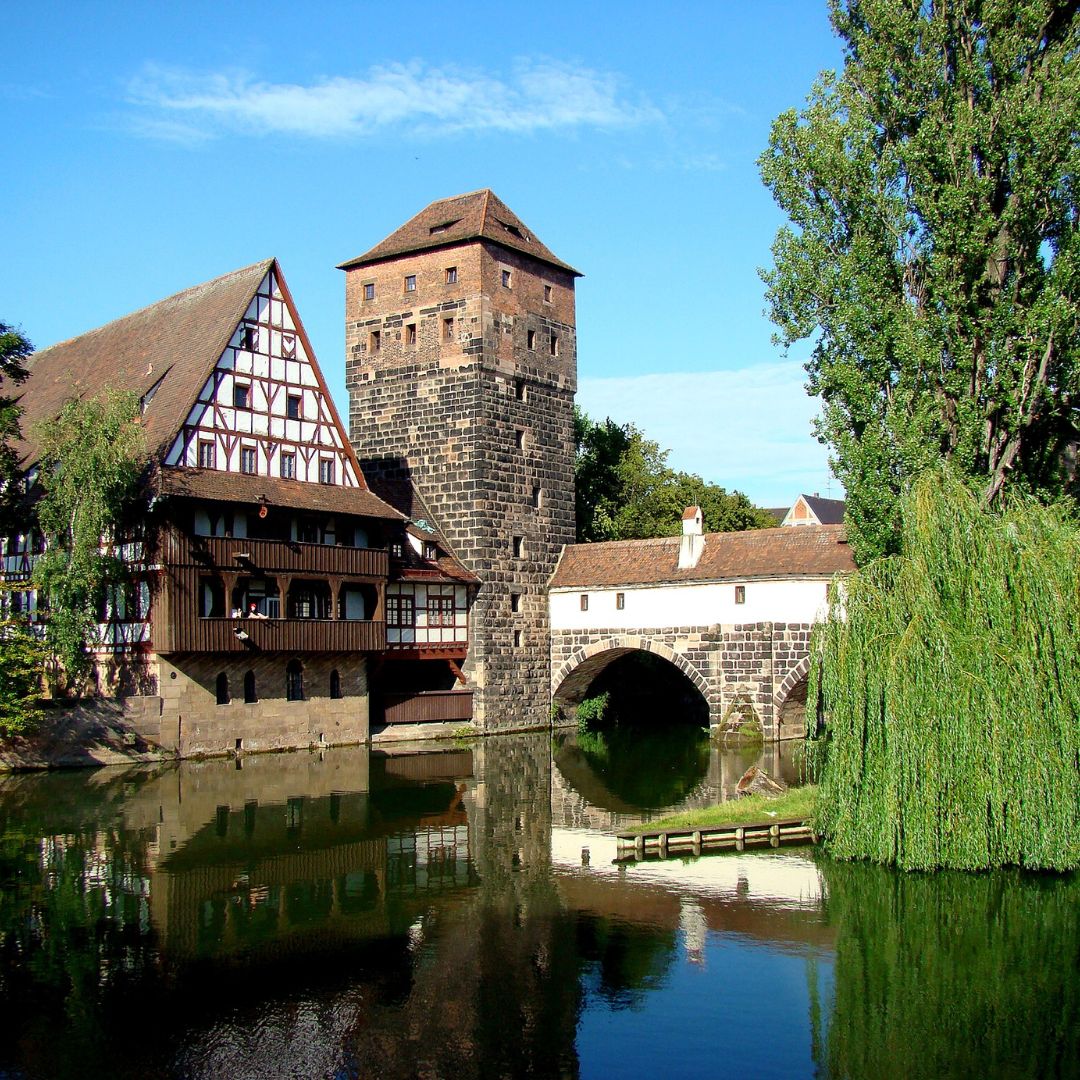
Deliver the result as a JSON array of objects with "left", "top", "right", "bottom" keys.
[
  {"left": 32, "top": 390, "right": 145, "bottom": 693},
  {"left": 760, "top": 0, "right": 1080, "bottom": 563},
  {"left": 0, "top": 323, "right": 33, "bottom": 535},
  {"left": 574, "top": 408, "right": 773, "bottom": 541}
]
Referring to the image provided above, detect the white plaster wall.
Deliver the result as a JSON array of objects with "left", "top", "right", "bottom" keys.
[{"left": 549, "top": 577, "right": 833, "bottom": 631}]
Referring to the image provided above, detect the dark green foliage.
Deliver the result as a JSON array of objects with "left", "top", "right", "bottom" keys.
[
  {"left": 574, "top": 407, "right": 773, "bottom": 541},
  {"left": 819, "top": 859, "right": 1080, "bottom": 1078},
  {"left": 810, "top": 471, "right": 1080, "bottom": 870},
  {"left": 576, "top": 691, "right": 610, "bottom": 732},
  {"left": 760, "top": 1, "right": 1080, "bottom": 562},
  {"left": 0, "top": 602, "right": 46, "bottom": 737},
  {"left": 32, "top": 390, "right": 145, "bottom": 693},
  {"left": 0, "top": 322, "right": 32, "bottom": 536}
]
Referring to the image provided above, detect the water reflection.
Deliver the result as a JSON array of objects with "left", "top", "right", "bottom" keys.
[{"left": 0, "top": 732, "right": 1075, "bottom": 1079}]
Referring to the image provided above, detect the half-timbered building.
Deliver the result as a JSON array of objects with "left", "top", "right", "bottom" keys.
[{"left": 5, "top": 259, "right": 476, "bottom": 754}]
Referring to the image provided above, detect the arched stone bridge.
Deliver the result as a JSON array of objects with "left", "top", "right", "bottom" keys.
[{"left": 550, "top": 623, "right": 813, "bottom": 741}]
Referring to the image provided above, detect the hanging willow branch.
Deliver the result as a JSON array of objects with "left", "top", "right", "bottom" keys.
[{"left": 809, "top": 470, "right": 1080, "bottom": 871}]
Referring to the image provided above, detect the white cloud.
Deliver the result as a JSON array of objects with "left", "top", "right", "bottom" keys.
[
  {"left": 577, "top": 361, "right": 841, "bottom": 507},
  {"left": 124, "top": 59, "right": 661, "bottom": 141}
]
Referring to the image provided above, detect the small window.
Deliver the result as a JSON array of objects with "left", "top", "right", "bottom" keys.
[
  {"left": 580, "top": 594, "right": 589, "bottom": 612},
  {"left": 280, "top": 451, "right": 296, "bottom": 480},
  {"left": 527, "top": 329, "right": 536, "bottom": 350},
  {"left": 515, "top": 379, "right": 526, "bottom": 401},
  {"left": 405, "top": 323, "right": 416, "bottom": 345},
  {"left": 390, "top": 540, "right": 404, "bottom": 559},
  {"left": 388, "top": 593, "right": 415, "bottom": 627},
  {"left": 216, "top": 672, "right": 230, "bottom": 706},
  {"left": 286, "top": 394, "right": 302, "bottom": 420},
  {"left": 281, "top": 332, "right": 297, "bottom": 359},
  {"left": 549, "top": 333, "right": 559, "bottom": 357},
  {"left": 515, "top": 429, "right": 526, "bottom": 449},
  {"left": 404, "top": 274, "right": 416, "bottom": 292},
  {"left": 369, "top": 330, "right": 381, "bottom": 352},
  {"left": 240, "top": 326, "right": 257, "bottom": 351},
  {"left": 198, "top": 440, "right": 215, "bottom": 469},
  {"left": 544, "top": 284, "right": 553, "bottom": 303},
  {"left": 532, "top": 485, "right": 542, "bottom": 508},
  {"left": 445, "top": 266, "right": 457, "bottom": 284},
  {"left": 443, "top": 317, "right": 455, "bottom": 342},
  {"left": 319, "top": 458, "right": 335, "bottom": 485},
  {"left": 330, "top": 669, "right": 342, "bottom": 700},
  {"left": 512, "top": 535, "right": 524, "bottom": 559},
  {"left": 513, "top": 629, "right": 522, "bottom": 648},
  {"left": 511, "top": 592, "right": 521, "bottom": 613},
  {"left": 286, "top": 659, "right": 304, "bottom": 702},
  {"left": 244, "top": 670, "right": 257, "bottom": 704},
  {"left": 424, "top": 542, "right": 438, "bottom": 561},
  {"left": 501, "top": 269, "right": 512, "bottom": 288},
  {"left": 233, "top": 382, "right": 250, "bottom": 409},
  {"left": 616, "top": 592, "right": 625, "bottom": 610},
  {"left": 240, "top": 447, "right": 257, "bottom": 475},
  {"left": 735, "top": 585, "right": 746, "bottom": 604},
  {"left": 363, "top": 282, "right": 375, "bottom": 301}
]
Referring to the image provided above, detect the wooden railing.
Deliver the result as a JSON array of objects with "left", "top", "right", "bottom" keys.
[
  {"left": 162, "top": 617, "right": 386, "bottom": 654},
  {"left": 167, "top": 533, "right": 389, "bottom": 578},
  {"left": 381, "top": 690, "right": 474, "bottom": 725}
]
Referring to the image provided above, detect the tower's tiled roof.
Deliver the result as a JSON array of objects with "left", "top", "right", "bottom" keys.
[
  {"left": 549, "top": 525, "right": 854, "bottom": 589},
  {"left": 17, "top": 260, "right": 275, "bottom": 462},
  {"left": 337, "top": 189, "right": 581, "bottom": 276}
]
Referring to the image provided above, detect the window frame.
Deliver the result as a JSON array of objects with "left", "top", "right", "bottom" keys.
[
  {"left": 197, "top": 439, "right": 215, "bottom": 469},
  {"left": 387, "top": 593, "right": 415, "bottom": 628},
  {"left": 363, "top": 282, "right": 375, "bottom": 301},
  {"left": 286, "top": 394, "right": 302, "bottom": 420},
  {"left": 735, "top": 585, "right": 746, "bottom": 605},
  {"left": 233, "top": 381, "right": 251, "bottom": 410},
  {"left": 445, "top": 266, "right": 458, "bottom": 284},
  {"left": 318, "top": 457, "right": 335, "bottom": 485},
  {"left": 240, "top": 446, "right": 257, "bottom": 475},
  {"left": 279, "top": 451, "right": 296, "bottom": 480},
  {"left": 404, "top": 274, "right": 417, "bottom": 293}
]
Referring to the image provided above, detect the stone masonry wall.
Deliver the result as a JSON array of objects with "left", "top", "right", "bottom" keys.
[
  {"left": 346, "top": 239, "right": 576, "bottom": 732},
  {"left": 550, "top": 622, "right": 813, "bottom": 741}
]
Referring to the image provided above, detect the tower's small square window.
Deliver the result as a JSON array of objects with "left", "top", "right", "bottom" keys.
[
  {"left": 445, "top": 267, "right": 457, "bottom": 284},
  {"left": 281, "top": 332, "right": 296, "bottom": 359},
  {"left": 198, "top": 440, "right": 215, "bottom": 469},
  {"left": 280, "top": 451, "right": 296, "bottom": 479},
  {"left": 511, "top": 592, "right": 521, "bottom": 613},
  {"left": 735, "top": 585, "right": 746, "bottom": 604},
  {"left": 549, "top": 333, "right": 559, "bottom": 356},
  {"left": 319, "top": 458, "right": 335, "bottom": 485},
  {"left": 369, "top": 330, "right": 381, "bottom": 352},
  {"left": 544, "top": 284, "right": 553, "bottom": 303},
  {"left": 405, "top": 323, "right": 417, "bottom": 345},
  {"left": 443, "top": 317, "right": 455, "bottom": 342},
  {"left": 515, "top": 379, "right": 527, "bottom": 401},
  {"left": 512, "top": 535, "right": 524, "bottom": 558},
  {"left": 579, "top": 594, "right": 589, "bottom": 611},
  {"left": 515, "top": 429, "right": 526, "bottom": 449},
  {"left": 532, "top": 485, "right": 542, "bottom": 508},
  {"left": 404, "top": 274, "right": 417, "bottom": 292},
  {"left": 501, "top": 269, "right": 512, "bottom": 288},
  {"left": 363, "top": 282, "right": 375, "bottom": 301},
  {"left": 240, "top": 447, "right": 257, "bottom": 475},
  {"left": 233, "top": 382, "right": 250, "bottom": 409},
  {"left": 616, "top": 592, "right": 625, "bottom": 610},
  {"left": 513, "top": 629, "right": 522, "bottom": 648},
  {"left": 527, "top": 329, "right": 536, "bottom": 350},
  {"left": 286, "top": 394, "right": 302, "bottom": 420}
]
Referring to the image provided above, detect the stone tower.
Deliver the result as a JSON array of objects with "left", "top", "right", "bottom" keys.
[{"left": 340, "top": 190, "right": 579, "bottom": 730}]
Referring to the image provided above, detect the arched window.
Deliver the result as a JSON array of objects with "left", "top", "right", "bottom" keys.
[
  {"left": 244, "top": 670, "right": 257, "bottom": 704},
  {"left": 215, "top": 672, "right": 230, "bottom": 706},
  {"left": 286, "top": 659, "right": 304, "bottom": 702},
  {"left": 330, "top": 669, "right": 342, "bottom": 699}
]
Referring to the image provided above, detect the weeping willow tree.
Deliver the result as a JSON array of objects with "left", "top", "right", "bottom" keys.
[{"left": 809, "top": 470, "right": 1080, "bottom": 871}]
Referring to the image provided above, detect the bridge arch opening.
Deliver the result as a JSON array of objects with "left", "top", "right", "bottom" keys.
[{"left": 553, "top": 642, "right": 709, "bottom": 728}]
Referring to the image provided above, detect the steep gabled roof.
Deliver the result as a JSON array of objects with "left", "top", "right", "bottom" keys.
[
  {"left": 799, "top": 494, "right": 846, "bottom": 525},
  {"left": 549, "top": 525, "right": 854, "bottom": 589},
  {"left": 17, "top": 260, "right": 274, "bottom": 462},
  {"left": 337, "top": 189, "right": 581, "bottom": 276}
]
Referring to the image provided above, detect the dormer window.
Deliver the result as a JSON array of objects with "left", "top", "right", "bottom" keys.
[
  {"left": 429, "top": 219, "right": 459, "bottom": 235},
  {"left": 233, "top": 382, "right": 250, "bottom": 409},
  {"left": 498, "top": 219, "right": 528, "bottom": 241},
  {"left": 424, "top": 542, "right": 438, "bottom": 561}
]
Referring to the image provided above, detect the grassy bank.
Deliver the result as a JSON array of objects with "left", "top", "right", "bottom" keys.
[{"left": 625, "top": 784, "right": 816, "bottom": 834}]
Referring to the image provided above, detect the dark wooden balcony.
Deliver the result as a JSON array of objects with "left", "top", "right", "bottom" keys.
[
  {"left": 159, "top": 617, "right": 386, "bottom": 654},
  {"left": 381, "top": 690, "right": 474, "bottom": 725},
  {"left": 167, "top": 532, "right": 389, "bottom": 579}
]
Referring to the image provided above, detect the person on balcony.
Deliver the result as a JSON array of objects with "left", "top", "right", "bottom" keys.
[{"left": 247, "top": 601, "right": 268, "bottom": 619}]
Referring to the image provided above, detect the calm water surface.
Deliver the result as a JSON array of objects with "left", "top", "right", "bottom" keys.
[{"left": 0, "top": 727, "right": 1075, "bottom": 1079}]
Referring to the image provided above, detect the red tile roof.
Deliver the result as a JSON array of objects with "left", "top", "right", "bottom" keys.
[
  {"left": 549, "top": 525, "right": 854, "bottom": 588},
  {"left": 337, "top": 189, "right": 581, "bottom": 275}
]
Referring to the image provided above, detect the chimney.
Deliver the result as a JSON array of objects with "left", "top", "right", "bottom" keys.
[{"left": 678, "top": 506, "right": 704, "bottom": 569}]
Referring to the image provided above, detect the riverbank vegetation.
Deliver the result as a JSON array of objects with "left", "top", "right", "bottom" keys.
[
  {"left": 626, "top": 784, "right": 816, "bottom": 833},
  {"left": 810, "top": 473, "right": 1080, "bottom": 871}
]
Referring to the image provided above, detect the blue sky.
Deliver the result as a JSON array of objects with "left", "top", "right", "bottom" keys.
[{"left": 3, "top": 1, "right": 845, "bottom": 506}]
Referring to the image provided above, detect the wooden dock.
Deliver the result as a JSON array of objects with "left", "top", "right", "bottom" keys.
[{"left": 615, "top": 818, "right": 815, "bottom": 862}]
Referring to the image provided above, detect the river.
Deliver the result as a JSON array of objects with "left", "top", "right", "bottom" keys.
[{"left": 0, "top": 727, "right": 1075, "bottom": 1079}]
